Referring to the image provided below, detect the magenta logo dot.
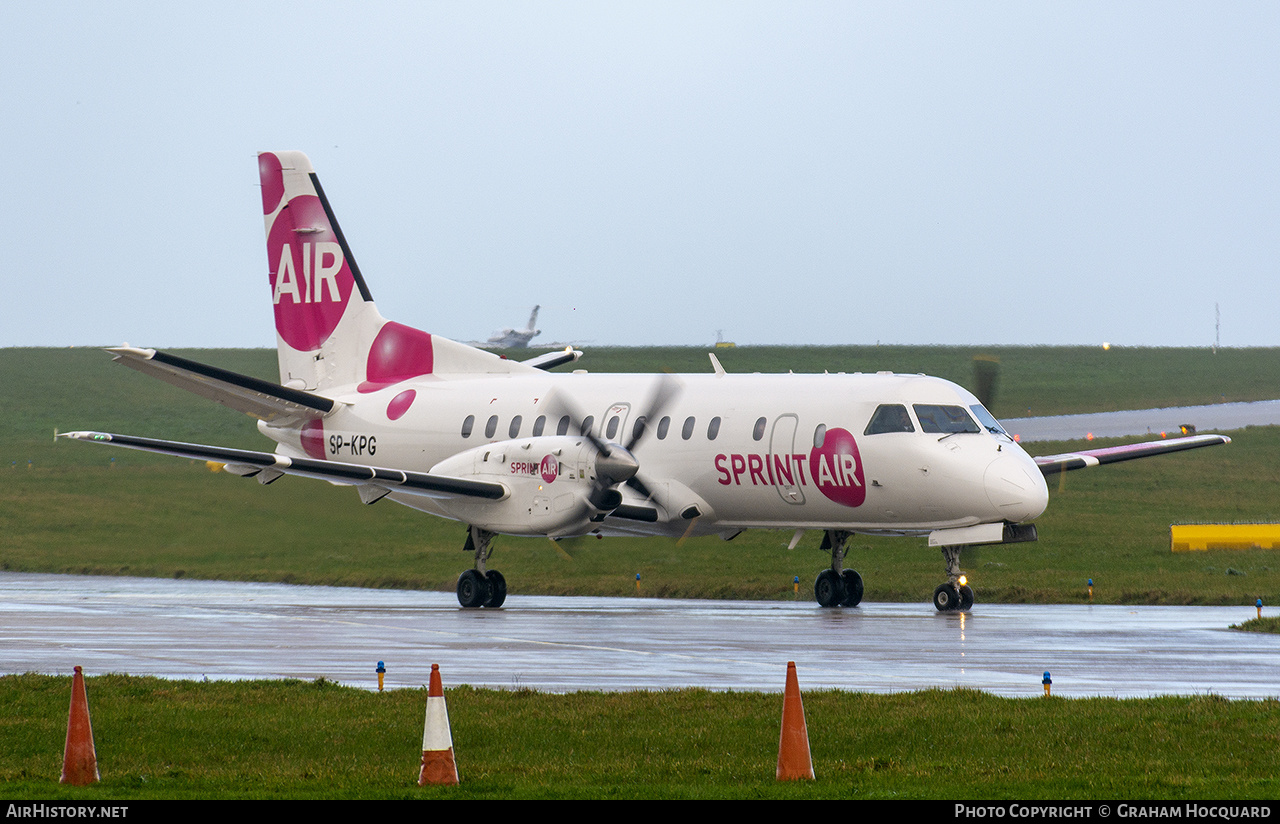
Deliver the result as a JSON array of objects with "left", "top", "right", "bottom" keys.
[
  {"left": 258, "top": 152, "right": 285, "bottom": 215},
  {"left": 359, "top": 322, "right": 434, "bottom": 392},
  {"left": 540, "top": 454, "right": 558, "bottom": 484},
  {"left": 300, "top": 419, "right": 326, "bottom": 460},
  {"left": 808, "top": 427, "right": 866, "bottom": 508},
  {"left": 387, "top": 389, "right": 416, "bottom": 421}
]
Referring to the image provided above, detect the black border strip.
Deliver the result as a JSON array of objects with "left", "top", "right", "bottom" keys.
[{"left": 309, "top": 172, "right": 375, "bottom": 303}]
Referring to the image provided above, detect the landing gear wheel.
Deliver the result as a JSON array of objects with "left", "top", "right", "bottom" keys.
[
  {"left": 483, "top": 570, "right": 507, "bottom": 608},
  {"left": 958, "top": 584, "right": 974, "bottom": 612},
  {"left": 840, "top": 569, "right": 864, "bottom": 607},
  {"left": 814, "top": 569, "right": 846, "bottom": 608},
  {"left": 457, "top": 569, "right": 490, "bottom": 608},
  {"left": 933, "top": 583, "right": 960, "bottom": 612}
]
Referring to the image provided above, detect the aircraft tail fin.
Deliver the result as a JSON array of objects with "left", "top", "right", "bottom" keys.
[{"left": 258, "top": 152, "right": 533, "bottom": 392}]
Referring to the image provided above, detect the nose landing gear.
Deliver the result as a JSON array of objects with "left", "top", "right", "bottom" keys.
[{"left": 933, "top": 545, "right": 973, "bottom": 612}]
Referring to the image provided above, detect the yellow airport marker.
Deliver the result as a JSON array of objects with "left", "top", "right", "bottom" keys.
[
  {"left": 1088, "top": 578, "right": 1093, "bottom": 602},
  {"left": 1042, "top": 671, "right": 1052, "bottom": 697},
  {"left": 376, "top": 661, "right": 386, "bottom": 692},
  {"left": 635, "top": 573, "right": 641, "bottom": 593},
  {"left": 793, "top": 576, "right": 800, "bottom": 595},
  {"left": 1257, "top": 598, "right": 1263, "bottom": 620}
]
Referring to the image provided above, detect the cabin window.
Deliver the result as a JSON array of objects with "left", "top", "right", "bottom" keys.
[
  {"left": 813, "top": 424, "right": 827, "bottom": 448},
  {"left": 913, "top": 404, "right": 980, "bottom": 435},
  {"left": 682, "top": 416, "right": 696, "bottom": 440},
  {"left": 657, "top": 416, "right": 671, "bottom": 440},
  {"left": 557, "top": 415, "right": 571, "bottom": 436},
  {"left": 580, "top": 416, "right": 595, "bottom": 437},
  {"left": 606, "top": 415, "right": 620, "bottom": 440},
  {"left": 461, "top": 415, "right": 475, "bottom": 438},
  {"left": 485, "top": 415, "right": 498, "bottom": 438},
  {"left": 509, "top": 415, "right": 522, "bottom": 439},
  {"left": 632, "top": 416, "right": 647, "bottom": 443},
  {"left": 707, "top": 417, "right": 721, "bottom": 440},
  {"left": 753, "top": 416, "right": 766, "bottom": 441},
  {"left": 864, "top": 404, "right": 915, "bottom": 435},
  {"left": 969, "top": 404, "right": 1007, "bottom": 436},
  {"left": 533, "top": 415, "right": 546, "bottom": 437}
]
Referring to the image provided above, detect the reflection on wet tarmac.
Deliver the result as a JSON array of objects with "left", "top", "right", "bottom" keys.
[{"left": 1, "top": 572, "right": 1275, "bottom": 698}]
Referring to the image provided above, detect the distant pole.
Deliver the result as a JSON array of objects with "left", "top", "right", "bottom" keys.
[{"left": 1214, "top": 303, "right": 1220, "bottom": 354}]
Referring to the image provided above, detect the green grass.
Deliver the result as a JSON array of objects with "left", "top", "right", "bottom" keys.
[
  {"left": 3, "top": 674, "right": 1277, "bottom": 799},
  {"left": 1232, "top": 616, "right": 1280, "bottom": 633}
]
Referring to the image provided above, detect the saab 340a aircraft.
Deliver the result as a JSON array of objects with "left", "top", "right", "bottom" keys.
[{"left": 63, "top": 151, "right": 1230, "bottom": 612}]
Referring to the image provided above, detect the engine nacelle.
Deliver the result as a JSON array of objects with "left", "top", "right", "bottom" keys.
[{"left": 428, "top": 436, "right": 614, "bottom": 536}]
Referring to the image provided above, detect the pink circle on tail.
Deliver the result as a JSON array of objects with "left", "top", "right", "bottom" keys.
[
  {"left": 266, "top": 194, "right": 355, "bottom": 351},
  {"left": 259, "top": 153, "right": 284, "bottom": 215}
]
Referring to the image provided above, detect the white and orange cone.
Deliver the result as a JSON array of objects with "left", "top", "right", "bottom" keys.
[
  {"left": 417, "top": 663, "right": 459, "bottom": 786},
  {"left": 776, "top": 661, "right": 814, "bottom": 780},
  {"left": 60, "top": 666, "right": 100, "bottom": 785}
]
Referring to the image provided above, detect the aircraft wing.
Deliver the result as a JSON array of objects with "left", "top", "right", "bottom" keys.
[
  {"left": 1033, "top": 433, "right": 1231, "bottom": 476},
  {"left": 108, "top": 347, "right": 335, "bottom": 422},
  {"left": 58, "top": 431, "right": 507, "bottom": 502}
]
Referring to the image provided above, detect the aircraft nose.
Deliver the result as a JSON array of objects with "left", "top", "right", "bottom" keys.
[{"left": 984, "top": 454, "right": 1049, "bottom": 523}]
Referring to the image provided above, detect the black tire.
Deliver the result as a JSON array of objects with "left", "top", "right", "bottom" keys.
[
  {"left": 958, "top": 584, "right": 974, "bottom": 612},
  {"left": 840, "top": 569, "right": 864, "bottom": 607},
  {"left": 933, "top": 583, "right": 958, "bottom": 612},
  {"left": 457, "top": 569, "right": 489, "bottom": 608},
  {"left": 814, "top": 569, "right": 846, "bottom": 607},
  {"left": 484, "top": 570, "right": 507, "bottom": 608}
]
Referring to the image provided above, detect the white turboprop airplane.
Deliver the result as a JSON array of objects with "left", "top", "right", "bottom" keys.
[
  {"left": 62, "top": 151, "right": 1231, "bottom": 612},
  {"left": 486, "top": 305, "right": 541, "bottom": 349}
]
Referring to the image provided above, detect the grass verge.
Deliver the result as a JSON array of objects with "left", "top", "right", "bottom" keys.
[{"left": 2, "top": 675, "right": 1278, "bottom": 799}]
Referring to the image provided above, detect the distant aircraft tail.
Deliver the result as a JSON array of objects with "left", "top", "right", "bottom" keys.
[{"left": 258, "top": 151, "right": 529, "bottom": 392}]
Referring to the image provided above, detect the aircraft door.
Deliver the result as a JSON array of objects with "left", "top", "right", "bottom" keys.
[
  {"left": 603, "top": 402, "right": 631, "bottom": 443},
  {"left": 769, "top": 414, "right": 805, "bottom": 505}
]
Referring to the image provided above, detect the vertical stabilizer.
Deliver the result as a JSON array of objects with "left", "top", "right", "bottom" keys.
[
  {"left": 259, "top": 151, "right": 384, "bottom": 390},
  {"left": 258, "top": 152, "right": 537, "bottom": 392}
]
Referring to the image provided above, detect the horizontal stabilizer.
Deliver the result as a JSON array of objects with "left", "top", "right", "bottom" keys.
[
  {"left": 59, "top": 430, "right": 507, "bottom": 502},
  {"left": 1034, "top": 433, "right": 1231, "bottom": 476},
  {"left": 108, "top": 347, "right": 334, "bottom": 421},
  {"left": 521, "top": 347, "right": 583, "bottom": 371}
]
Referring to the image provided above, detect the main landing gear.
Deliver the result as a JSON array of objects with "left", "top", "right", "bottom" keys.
[
  {"left": 932, "top": 544, "right": 973, "bottom": 613},
  {"left": 814, "top": 529, "right": 863, "bottom": 608},
  {"left": 456, "top": 525, "right": 507, "bottom": 608}
]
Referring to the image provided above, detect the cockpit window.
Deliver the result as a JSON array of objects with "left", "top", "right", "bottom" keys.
[
  {"left": 864, "top": 404, "right": 915, "bottom": 435},
  {"left": 969, "top": 404, "right": 1008, "bottom": 436},
  {"left": 913, "top": 404, "right": 980, "bottom": 435}
]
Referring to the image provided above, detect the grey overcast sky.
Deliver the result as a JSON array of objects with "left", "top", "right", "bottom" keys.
[{"left": 3, "top": 1, "right": 1277, "bottom": 349}]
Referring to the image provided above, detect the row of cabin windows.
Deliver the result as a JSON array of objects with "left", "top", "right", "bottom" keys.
[
  {"left": 459, "top": 404, "right": 987, "bottom": 445},
  {"left": 460, "top": 413, "right": 734, "bottom": 442}
]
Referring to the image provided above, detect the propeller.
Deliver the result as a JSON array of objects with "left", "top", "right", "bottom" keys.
[{"left": 544, "top": 373, "right": 680, "bottom": 511}]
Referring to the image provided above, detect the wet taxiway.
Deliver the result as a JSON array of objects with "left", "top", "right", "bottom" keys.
[
  {"left": 1005, "top": 399, "right": 1280, "bottom": 442},
  {"left": 2, "top": 572, "right": 1275, "bottom": 698}
]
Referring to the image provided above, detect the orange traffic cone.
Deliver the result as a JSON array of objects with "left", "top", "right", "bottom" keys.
[
  {"left": 60, "top": 666, "right": 99, "bottom": 785},
  {"left": 776, "top": 661, "right": 814, "bottom": 780},
  {"left": 417, "top": 664, "right": 459, "bottom": 786}
]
